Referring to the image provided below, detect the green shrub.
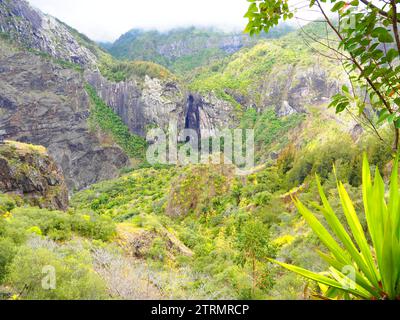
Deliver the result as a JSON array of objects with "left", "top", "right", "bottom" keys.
[{"left": 6, "top": 246, "right": 107, "bottom": 300}]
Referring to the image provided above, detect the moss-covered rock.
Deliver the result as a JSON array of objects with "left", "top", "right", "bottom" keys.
[{"left": 0, "top": 141, "right": 68, "bottom": 210}]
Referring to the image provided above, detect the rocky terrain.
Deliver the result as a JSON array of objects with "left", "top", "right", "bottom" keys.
[
  {"left": 0, "top": 36, "right": 130, "bottom": 191},
  {"left": 0, "top": 0, "right": 97, "bottom": 67},
  {"left": 85, "top": 71, "right": 187, "bottom": 136},
  {"left": 0, "top": 0, "right": 390, "bottom": 303},
  {"left": 0, "top": 140, "right": 68, "bottom": 210},
  {"left": 104, "top": 26, "right": 294, "bottom": 75},
  {"left": 0, "top": 0, "right": 348, "bottom": 193}
]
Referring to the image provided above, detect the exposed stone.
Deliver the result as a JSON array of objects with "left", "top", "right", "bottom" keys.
[
  {"left": 259, "top": 66, "right": 340, "bottom": 115},
  {"left": 350, "top": 123, "right": 364, "bottom": 141},
  {"left": 0, "top": 140, "right": 68, "bottom": 210},
  {"left": 85, "top": 71, "right": 186, "bottom": 137},
  {"left": 185, "top": 92, "right": 237, "bottom": 140},
  {"left": 116, "top": 223, "right": 193, "bottom": 259},
  {"left": 277, "top": 101, "right": 297, "bottom": 117},
  {"left": 0, "top": 43, "right": 129, "bottom": 191},
  {"left": 0, "top": 0, "right": 97, "bottom": 67}
]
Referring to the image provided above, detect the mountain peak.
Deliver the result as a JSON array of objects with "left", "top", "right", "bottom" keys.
[{"left": 0, "top": 0, "right": 97, "bottom": 66}]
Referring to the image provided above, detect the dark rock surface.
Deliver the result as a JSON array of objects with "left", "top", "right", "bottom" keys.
[
  {"left": 0, "top": 40, "right": 129, "bottom": 191},
  {"left": 85, "top": 71, "right": 187, "bottom": 137},
  {"left": 0, "top": 141, "right": 68, "bottom": 210},
  {"left": 0, "top": 0, "right": 97, "bottom": 67}
]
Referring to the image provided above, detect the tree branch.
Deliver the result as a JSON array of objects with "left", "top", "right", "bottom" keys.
[
  {"left": 360, "top": 0, "right": 400, "bottom": 22},
  {"left": 315, "top": 0, "right": 399, "bottom": 150},
  {"left": 391, "top": 0, "right": 400, "bottom": 54}
]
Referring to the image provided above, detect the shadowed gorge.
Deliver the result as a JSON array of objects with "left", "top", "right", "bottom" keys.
[{"left": 185, "top": 95, "right": 201, "bottom": 141}]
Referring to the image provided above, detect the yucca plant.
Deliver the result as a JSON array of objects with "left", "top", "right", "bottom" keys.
[{"left": 271, "top": 154, "right": 400, "bottom": 300}]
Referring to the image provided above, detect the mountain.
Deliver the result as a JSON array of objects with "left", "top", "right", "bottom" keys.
[
  {"left": 0, "top": 0, "right": 96, "bottom": 67},
  {"left": 1, "top": 0, "right": 393, "bottom": 301},
  {"left": 0, "top": 0, "right": 349, "bottom": 189},
  {"left": 0, "top": 0, "right": 188, "bottom": 190},
  {"left": 0, "top": 0, "right": 359, "bottom": 196},
  {"left": 104, "top": 25, "right": 295, "bottom": 75}
]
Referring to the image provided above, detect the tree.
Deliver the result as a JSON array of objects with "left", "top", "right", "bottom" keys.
[
  {"left": 245, "top": 0, "right": 400, "bottom": 150},
  {"left": 237, "top": 219, "right": 276, "bottom": 297}
]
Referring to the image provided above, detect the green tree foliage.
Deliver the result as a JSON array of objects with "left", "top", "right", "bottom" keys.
[
  {"left": 7, "top": 246, "right": 107, "bottom": 300},
  {"left": 99, "top": 59, "right": 175, "bottom": 83},
  {"left": 240, "top": 108, "right": 305, "bottom": 162},
  {"left": 237, "top": 219, "right": 276, "bottom": 297},
  {"left": 0, "top": 193, "right": 116, "bottom": 299},
  {"left": 105, "top": 27, "right": 294, "bottom": 75}
]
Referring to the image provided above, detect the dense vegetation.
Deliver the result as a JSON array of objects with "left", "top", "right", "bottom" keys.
[
  {"left": 276, "top": 155, "right": 400, "bottom": 300},
  {"left": 0, "top": 193, "right": 116, "bottom": 299},
  {"left": 244, "top": 0, "right": 400, "bottom": 299},
  {"left": 104, "top": 26, "right": 295, "bottom": 75},
  {"left": 187, "top": 22, "right": 343, "bottom": 107}
]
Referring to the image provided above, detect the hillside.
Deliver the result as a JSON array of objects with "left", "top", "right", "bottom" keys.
[
  {"left": 0, "top": 0, "right": 187, "bottom": 189},
  {"left": 188, "top": 22, "right": 343, "bottom": 111},
  {"left": 104, "top": 25, "right": 294, "bottom": 75}
]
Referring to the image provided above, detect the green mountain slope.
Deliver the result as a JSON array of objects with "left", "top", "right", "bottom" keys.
[
  {"left": 104, "top": 25, "right": 294, "bottom": 75},
  {"left": 188, "top": 22, "right": 344, "bottom": 110}
]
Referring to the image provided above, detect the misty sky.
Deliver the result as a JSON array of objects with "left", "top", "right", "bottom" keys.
[{"left": 27, "top": 0, "right": 323, "bottom": 42}]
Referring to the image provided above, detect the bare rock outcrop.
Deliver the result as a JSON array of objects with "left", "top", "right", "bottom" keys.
[
  {"left": 0, "top": 0, "right": 97, "bottom": 67},
  {"left": 0, "top": 40, "right": 129, "bottom": 191},
  {"left": 85, "top": 71, "right": 187, "bottom": 136},
  {"left": 0, "top": 140, "right": 68, "bottom": 210}
]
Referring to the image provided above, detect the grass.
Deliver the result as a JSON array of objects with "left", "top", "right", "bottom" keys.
[{"left": 3, "top": 140, "right": 47, "bottom": 155}]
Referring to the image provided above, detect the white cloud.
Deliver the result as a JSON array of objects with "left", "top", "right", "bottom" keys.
[
  {"left": 26, "top": 0, "right": 249, "bottom": 42},
  {"left": 26, "top": 0, "right": 326, "bottom": 42}
]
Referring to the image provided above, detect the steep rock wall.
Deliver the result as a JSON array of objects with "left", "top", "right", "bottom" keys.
[{"left": 0, "top": 43, "right": 129, "bottom": 191}]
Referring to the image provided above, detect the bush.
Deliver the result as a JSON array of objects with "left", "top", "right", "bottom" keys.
[
  {"left": 6, "top": 246, "right": 107, "bottom": 300},
  {"left": 5, "top": 207, "right": 115, "bottom": 242}
]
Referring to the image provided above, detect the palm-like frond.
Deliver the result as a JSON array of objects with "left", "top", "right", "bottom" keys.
[{"left": 273, "top": 154, "right": 400, "bottom": 300}]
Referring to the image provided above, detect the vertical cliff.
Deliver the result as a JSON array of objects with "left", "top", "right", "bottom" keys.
[{"left": 0, "top": 35, "right": 129, "bottom": 191}]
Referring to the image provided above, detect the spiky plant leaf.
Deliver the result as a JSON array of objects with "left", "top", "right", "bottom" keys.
[{"left": 273, "top": 154, "right": 400, "bottom": 300}]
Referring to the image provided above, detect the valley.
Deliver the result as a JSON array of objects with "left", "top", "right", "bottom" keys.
[{"left": 0, "top": 0, "right": 399, "bottom": 301}]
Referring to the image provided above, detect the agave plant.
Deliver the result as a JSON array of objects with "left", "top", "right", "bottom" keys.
[{"left": 272, "top": 154, "right": 400, "bottom": 300}]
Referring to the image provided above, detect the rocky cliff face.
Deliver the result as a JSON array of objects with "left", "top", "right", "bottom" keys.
[
  {"left": 0, "top": 0, "right": 344, "bottom": 194},
  {"left": 186, "top": 93, "right": 237, "bottom": 140},
  {"left": 0, "top": 37, "right": 129, "bottom": 191},
  {"left": 0, "top": 0, "right": 200, "bottom": 191},
  {"left": 0, "top": 0, "right": 97, "bottom": 67},
  {"left": 260, "top": 66, "right": 340, "bottom": 116},
  {"left": 85, "top": 71, "right": 187, "bottom": 136},
  {"left": 0, "top": 140, "right": 68, "bottom": 210},
  {"left": 86, "top": 70, "right": 236, "bottom": 144},
  {"left": 108, "top": 28, "right": 256, "bottom": 62},
  {"left": 106, "top": 26, "right": 294, "bottom": 74}
]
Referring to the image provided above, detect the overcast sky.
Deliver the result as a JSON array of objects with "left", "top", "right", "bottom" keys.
[{"left": 27, "top": 0, "right": 323, "bottom": 42}]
